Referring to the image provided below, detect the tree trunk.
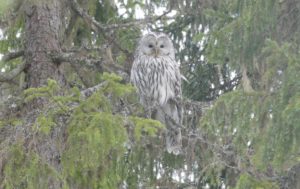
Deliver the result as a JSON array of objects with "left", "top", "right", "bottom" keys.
[
  {"left": 24, "top": 0, "right": 65, "bottom": 89},
  {"left": 20, "top": 1, "right": 67, "bottom": 188}
]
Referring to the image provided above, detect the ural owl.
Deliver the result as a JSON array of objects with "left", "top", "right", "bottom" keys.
[{"left": 130, "top": 33, "right": 182, "bottom": 155}]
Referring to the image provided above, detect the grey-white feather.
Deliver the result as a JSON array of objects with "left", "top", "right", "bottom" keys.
[{"left": 130, "top": 33, "right": 182, "bottom": 155}]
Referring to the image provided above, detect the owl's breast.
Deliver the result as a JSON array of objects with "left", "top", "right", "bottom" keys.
[{"left": 131, "top": 55, "right": 178, "bottom": 106}]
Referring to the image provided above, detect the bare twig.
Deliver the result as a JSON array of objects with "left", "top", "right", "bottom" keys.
[
  {"left": 102, "top": 15, "right": 175, "bottom": 30},
  {"left": 80, "top": 81, "right": 108, "bottom": 98},
  {"left": 51, "top": 52, "right": 101, "bottom": 68},
  {"left": 0, "top": 50, "right": 25, "bottom": 82},
  {"left": 70, "top": 0, "right": 129, "bottom": 53},
  {"left": 52, "top": 52, "right": 102, "bottom": 86},
  {"left": 69, "top": 0, "right": 174, "bottom": 55},
  {"left": 62, "top": 45, "right": 106, "bottom": 53},
  {"left": 69, "top": 0, "right": 174, "bottom": 31},
  {"left": 52, "top": 51, "right": 129, "bottom": 82},
  {"left": 2, "top": 50, "right": 24, "bottom": 62},
  {"left": 69, "top": 0, "right": 105, "bottom": 31},
  {"left": 0, "top": 62, "right": 26, "bottom": 82},
  {"left": 182, "top": 99, "right": 213, "bottom": 111}
]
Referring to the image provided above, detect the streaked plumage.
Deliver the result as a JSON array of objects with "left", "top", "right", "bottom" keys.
[{"left": 130, "top": 33, "right": 182, "bottom": 155}]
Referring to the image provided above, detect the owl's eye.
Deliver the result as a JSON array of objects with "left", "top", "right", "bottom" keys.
[
  {"left": 148, "top": 44, "right": 153, "bottom": 48},
  {"left": 160, "top": 44, "right": 164, "bottom": 48}
]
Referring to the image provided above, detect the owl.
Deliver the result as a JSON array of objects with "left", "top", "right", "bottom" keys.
[{"left": 130, "top": 33, "right": 182, "bottom": 155}]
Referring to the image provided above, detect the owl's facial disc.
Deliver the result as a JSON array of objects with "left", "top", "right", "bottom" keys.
[
  {"left": 140, "top": 34, "right": 173, "bottom": 57},
  {"left": 149, "top": 41, "right": 168, "bottom": 57},
  {"left": 145, "top": 42, "right": 156, "bottom": 56},
  {"left": 156, "top": 38, "right": 171, "bottom": 56}
]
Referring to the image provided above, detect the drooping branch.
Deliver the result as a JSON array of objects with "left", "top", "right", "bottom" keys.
[
  {"left": 0, "top": 62, "right": 26, "bottom": 82},
  {"left": 187, "top": 130, "right": 280, "bottom": 184}
]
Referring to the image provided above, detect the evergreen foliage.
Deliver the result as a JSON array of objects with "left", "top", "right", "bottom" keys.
[{"left": 2, "top": 73, "right": 165, "bottom": 188}]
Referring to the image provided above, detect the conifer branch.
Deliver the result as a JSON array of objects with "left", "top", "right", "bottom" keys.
[{"left": 0, "top": 62, "right": 26, "bottom": 82}]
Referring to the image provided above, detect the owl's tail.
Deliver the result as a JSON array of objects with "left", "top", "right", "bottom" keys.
[
  {"left": 166, "top": 128, "right": 182, "bottom": 155},
  {"left": 154, "top": 99, "right": 182, "bottom": 155}
]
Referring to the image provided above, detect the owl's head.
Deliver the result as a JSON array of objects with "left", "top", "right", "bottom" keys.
[{"left": 137, "top": 33, "right": 175, "bottom": 58}]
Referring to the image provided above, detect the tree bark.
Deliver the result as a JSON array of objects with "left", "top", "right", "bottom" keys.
[
  {"left": 24, "top": 0, "right": 65, "bottom": 89},
  {"left": 19, "top": 2, "right": 67, "bottom": 188}
]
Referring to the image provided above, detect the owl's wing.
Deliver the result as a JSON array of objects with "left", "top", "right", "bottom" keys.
[
  {"left": 130, "top": 59, "right": 144, "bottom": 96},
  {"left": 173, "top": 63, "right": 183, "bottom": 123},
  {"left": 162, "top": 63, "right": 183, "bottom": 155},
  {"left": 175, "top": 65, "right": 182, "bottom": 97}
]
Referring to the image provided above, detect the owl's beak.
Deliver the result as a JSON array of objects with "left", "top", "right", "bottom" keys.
[{"left": 154, "top": 48, "right": 159, "bottom": 57}]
